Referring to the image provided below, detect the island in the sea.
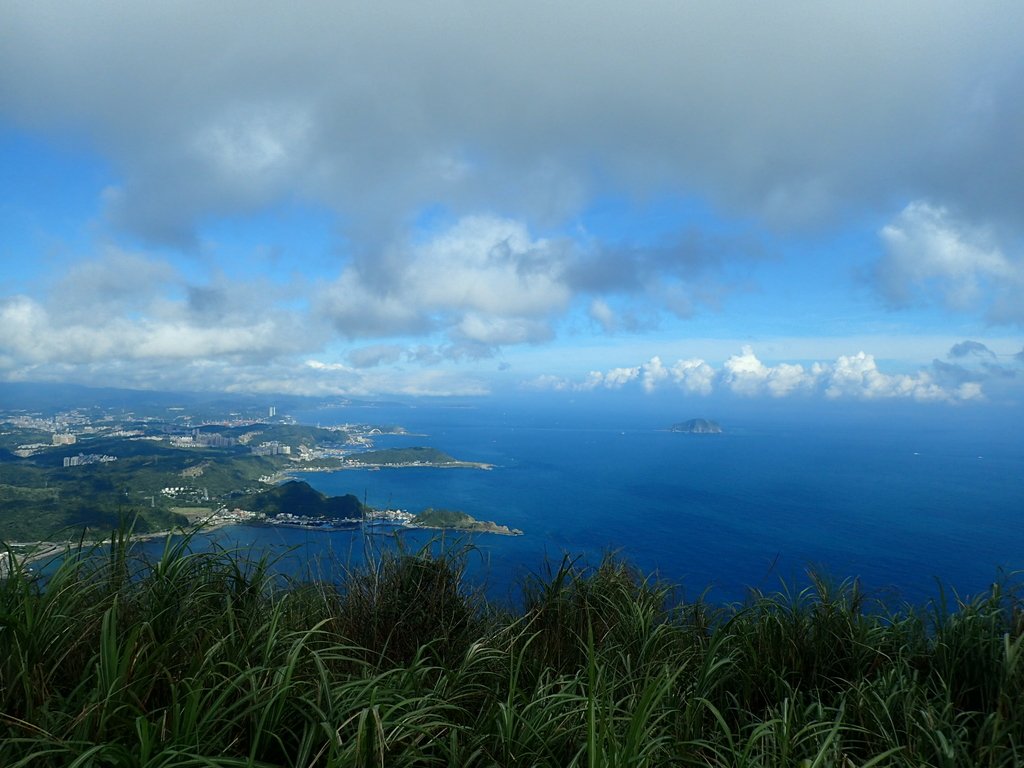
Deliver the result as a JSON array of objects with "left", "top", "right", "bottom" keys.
[
  {"left": 670, "top": 418, "right": 722, "bottom": 434},
  {"left": 227, "top": 480, "right": 520, "bottom": 535}
]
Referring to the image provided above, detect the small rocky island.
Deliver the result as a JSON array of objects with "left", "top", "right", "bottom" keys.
[{"left": 670, "top": 418, "right": 722, "bottom": 434}]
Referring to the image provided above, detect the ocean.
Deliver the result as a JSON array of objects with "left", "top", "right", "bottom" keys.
[{"left": 195, "top": 398, "right": 1024, "bottom": 606}]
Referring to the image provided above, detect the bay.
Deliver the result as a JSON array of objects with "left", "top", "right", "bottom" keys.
[{"left": 193, "top": 399, "right": 1024, "bottom": 606}]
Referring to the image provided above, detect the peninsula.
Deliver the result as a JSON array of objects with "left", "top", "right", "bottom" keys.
[
  {"left": 345, "top": 446, "right": 493, "bottom": 469},
  {"left": 231, "top": 482, "right": 521, "bottom": 535},
  {"left": 412, "top": 507, "right": 522, "bottom": 536}
]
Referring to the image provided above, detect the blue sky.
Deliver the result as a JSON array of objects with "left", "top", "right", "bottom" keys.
[{"left": 1, "top": 2, "right": 1023, "bottom": 405}]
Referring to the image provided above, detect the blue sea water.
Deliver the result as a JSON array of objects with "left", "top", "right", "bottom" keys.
[{"left": 198, "top": 398, "right": 1024, "bottom": 606}]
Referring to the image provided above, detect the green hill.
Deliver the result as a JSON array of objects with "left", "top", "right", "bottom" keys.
[{"left": 238, "top": 480, "right": 364, "bottom": 519}]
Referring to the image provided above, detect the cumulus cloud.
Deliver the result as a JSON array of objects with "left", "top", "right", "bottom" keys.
[
  {"left": 875, "top": 202, "right": 1024, "bottom": 321},
  {"left": 602, "top": 367, "right": 642, "bottom": 389},
  {"left": 824, "top": 352, "right": 957, "bottom": 402},
  {"left": 312, "top": 210, "right": 763, "bottom": 356},
  {"left": 721, "top": 346, "right": 815, "bottom": 397},
  {"left": 0, "top": 294, "right": 299, "bottom": 366},
  {"left": 531, "top": 346, "right": 993, "bottom": 402},
  {"left": 640, "top": 357, "right": 669, "bottom": 393},
  {"left": 669, "top": 358, "right": 717, "bottom": 395},
  {"left": 0, "top": 249, "right": 330, "bottom": 391},
  {"left": 317, "top": 216, "right": 571, "bottom": 349}
]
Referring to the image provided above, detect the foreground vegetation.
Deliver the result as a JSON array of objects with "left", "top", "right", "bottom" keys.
[{"left": 1, "top": 532, "right": 1022, "bottom": 767}]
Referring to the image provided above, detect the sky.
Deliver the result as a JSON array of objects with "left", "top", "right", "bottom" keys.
[{"left": 1, "top": 2, "right": 1023, "bottom": 406}]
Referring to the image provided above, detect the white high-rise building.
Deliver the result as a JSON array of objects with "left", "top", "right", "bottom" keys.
[{"left": 269, "top": 406, "right": 276, "bottom": 418}]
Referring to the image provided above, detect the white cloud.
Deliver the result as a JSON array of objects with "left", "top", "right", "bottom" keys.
[
  {"left": 641, "top": 356, "right": 669, "bottom": 393},
  {"left": 721, "top": 347, "right": 818, "bottom": 397},
  {"left": 824, "top": 351, "right": 961, "bottom": 402},
  {"left": 603, "top": 366, "right": 641, "bottom": 389},
  {"left": 530, "top": 345, "right": 991, "bottom": 402},
  {"left": 668, "top": 358, "right": 716, "bottom": 395},
  {"left": 318, "top": 215, "right": 571, "bottom": 348},
  {"left": 876, "top": 201, "right": 1023, "bottom": 319},
  {"left": 0, "top": 248, "right": 321, "bottom": 389},
  {"left": 455, "top": 315, "right": 553, "bottom": 346},
  {"left": 0, "top": 294, "right": 298, "bottom": 367},
  {"left": 722, "top": 345, "right": 772, "bottom": 395}
]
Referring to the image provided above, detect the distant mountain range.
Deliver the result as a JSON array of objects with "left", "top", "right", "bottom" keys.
[{"left": 0, "top": 381, "right": 406, "bottom": 415}]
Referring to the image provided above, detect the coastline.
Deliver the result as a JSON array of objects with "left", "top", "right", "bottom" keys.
[
  {"left": 5, "top": 511, "right": 522, "bottom": 574},
  {"left": 8, "top": 516, "right": 239, "bottom": 571}
]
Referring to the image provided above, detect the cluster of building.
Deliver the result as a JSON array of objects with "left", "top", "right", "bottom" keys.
[
  {"left": 295, "top": 444, "right": 349, "bottom": 461},
  {"left": 13, "top": 432, "right": 79, "bottom": 456},
  {"left": 63, "top": 453, "right": 117, "bottom": 467},
  {"left": 12, "top": 443, "right": 52, "bottom": 458},
  {"left": 170, "top": 430, "right": 239, "bottom": 448},
  {"left": 365, "top": 508, "right": 416, "bottom": 524},
  {"left": 196, "top": 507, "right": 264, "bottom": 525},
  {"left": 251, "top": 441, "right": 292, "bottom": 456},
  {"left": 265, "top": 511, "right": 361, "bottom": 529},
  {"left": 160, "top": 486, "right": 209, "bottom": 501},
  {"left": 1, "top": 408, "right": 91, "bottom": 433}
]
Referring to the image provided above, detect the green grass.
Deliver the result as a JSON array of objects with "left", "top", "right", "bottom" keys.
[{"left": 1, "top": 531, "right": 1022, "bottom": 767}]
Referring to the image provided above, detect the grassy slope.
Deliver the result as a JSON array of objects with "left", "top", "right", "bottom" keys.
[{"left": 1, "top": 537, "right": 1022, "bottom": 767}]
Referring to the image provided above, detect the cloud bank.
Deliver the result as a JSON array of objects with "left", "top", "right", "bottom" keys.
[
  {"left": 527, "top": 343, "right": 1024, "bottom": 403},
  {"left": 4, "top": 3, "right": 1023, "bottom": 244}
]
